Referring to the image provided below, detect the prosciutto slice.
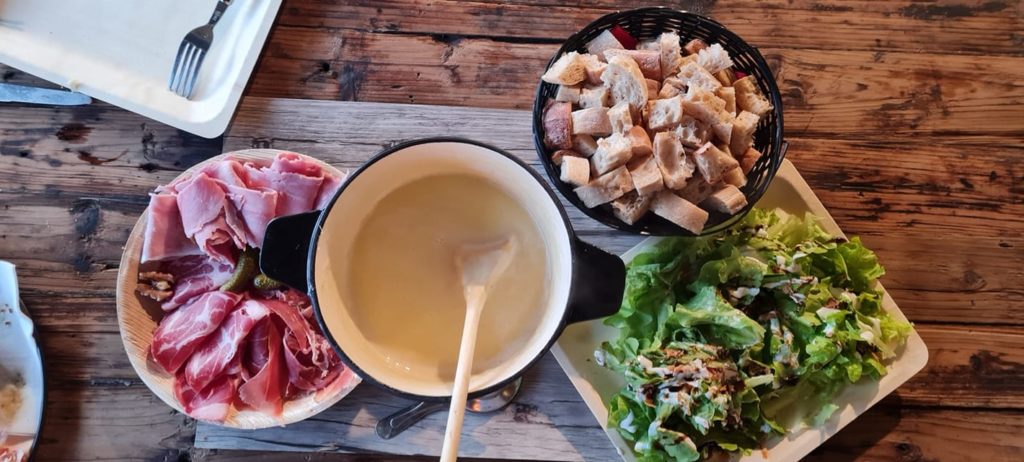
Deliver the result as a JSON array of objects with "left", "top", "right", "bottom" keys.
[
  {"left": 184, "top": 300, "right": 271, "bottom": 390},
  {"left": 174, "top": 371, "right": 237, "bottom": 423},
  {"left": 238, "top": 320, "right": 287, "bottom": 416},
  {"left": 141, "top": 193, "right": 203, "bottom": 263},
  {"left": 151, "top": 291, "right": 242, "bottom": 373},
  {"left": 160, "top": 256, "right": 234, "bottom": 311},
  {"left": 225, "top": 185, "right": 278, "bottom": 245}
]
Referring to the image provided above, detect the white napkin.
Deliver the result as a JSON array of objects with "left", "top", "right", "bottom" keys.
[{"left": 0, "top": 261, "right": 43, "bottom": 453}]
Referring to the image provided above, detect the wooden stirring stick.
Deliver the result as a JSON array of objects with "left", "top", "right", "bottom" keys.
[{"left": 440, "top": 236, "right": 518, "bottom": 462}]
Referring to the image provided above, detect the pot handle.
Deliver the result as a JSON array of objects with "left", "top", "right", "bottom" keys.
[
  {"left": 260, "top": 211, "right": 320, "bottom": 292},
  {"left": 566, "top": 238, "right": 625, "bottom": 324}
]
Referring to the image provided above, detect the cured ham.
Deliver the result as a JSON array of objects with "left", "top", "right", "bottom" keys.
[
  {"left": 151, "top": 291, "right": 242, "bottom": 374},
  {"left": 141, "top": 193, "right": 203, "bottom": 263},
  {"left": 238, "top": 321, "right": 287, "bottom": 416},
  {"left": 159, "top": 256, "right": 234, "bottom": 311},
  {"left": 184, "top": 300, "right": 271, "bottom": 390},
  {"left": 174, "top": 371, "right": 237, "bottom": 423}
]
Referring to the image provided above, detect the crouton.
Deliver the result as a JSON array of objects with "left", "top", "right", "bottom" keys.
[
  {"left": 653, "top": 132, "right": 696, "bottom": 190},
  {"left": 602, "top": 55, "right": 649, "bottom": 112},
  {"left": 625, "top": 126, "right": 653, "bottom": 156},
  {"left": 702, "top": 184, "right": 748, "bottom": 214},
  {"left": 722, "top": 167, "right": 747, "bottom": 187},
  {"left": 733, "top": 76, "right": 773, "bottom": 117},
  {"left": 551, "top": 149, "right": 583, "bottom": 165},
  {"left": 607, "top": 102, "right": 633, "bottom": 134},
  {"left": 571, "top": 107, "right": 612, "bottom": 136},
  {"left": 604, "top": 49, "right": 662, "bottom": 81},
  {"left": 560, "top": 155, "right": 591, "bottom": 187},
  {"left": 740, "top": 147, "right": 762, "bottom": 174},
  {"left": 684, "top": 38, "right": 708, "bottom": 55},
  {"left": 682, "top": 86, "right": 734, "bottom": 144},
  {"left": 580, "top": 54, "right": 606, "bottom": 85},
  {"left": 574, "top": 166, "right": 633, "bottom": 208},
  {"left": 730, "top": 111, "right": 759, "bottom": 156},
  {"left": 555, "top": 84, "right": 581, "bottom": 103},
  {"left": 646, "top": 96, "right": 685, "bottom": 132},
  {"left": 578, "top": 86, "right": 611, "bottom": 109},
  {"left": 573, "top": 134, "right": 598, "bottom": 157},
  {"left": 611, "top": 191, "right": 652, "bottom": 225},
  {"left": 541, "top": 51, "right": 587, "bottom": 85},
  {"left": 693, "top": 142, "right": 740, "bottom": 184},
  {"left": 659, "top": 32, "right": 684, "bottom": 76},
  {"left": 672, "top": 118, "right": 707, "bottom": 149},
  {"left": 592, "top": 132, "right": 633, "bottom": 175},
  {"left": 542, "top": 100, "right": 573, "bottom": 150},
  {"left": 586, "top": 30, "right": 624, "bottom": 62},
  {"left": 676, "top": 176, "right": 715, "bottom": 204},
  {"left": 628, "top": 154, "right": 665, "bottom": 197},
  {"left": 716, "top": 86, "right": 736, "bottom": 115},
  {"left": 676, "top": 61, "right": 721, "bottom": 92},
  {"left": 659, "top": 77, "right": 685, "bottom": 99},
  {"left": 651, "top": 191, "right": 709, "bottom": 234},
  {"left": 695, "top": 43, "right": 734, "bottom": 74}
]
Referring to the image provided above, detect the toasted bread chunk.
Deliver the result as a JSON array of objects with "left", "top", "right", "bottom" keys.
[
  {"left": 702, "top": 184, "right": 748, "bottom": 214},
  {"left": 659, "top": 77, "right": 685, "bottom": 99},
  {"left": 730, "top": 111, "right": 759, "bottom": 156},
  {"left": 694, "top": 142, "right": 740, "bottom": 184},
  {"left": 651, "top": 191, "right": 709, "bottom": 234},
  {"left": 653, "top": 132, "right": 696, "bottom": 190},
  {"left": 628, "top": 154, "right": 665, "bottom": 197},
  {"left": 560, "top": 155, "right": 591, "bottom": 187},
  {"left": 604, "top": 49, "right": 662, "bottom": 81},
  {"left": 571, "top": 107, "right": 612, "bottom": 136},
  {"left": 672, "top": 118, "right": 707, "bottom": 149},
  {"left": 740, "top": 147, "right": 763, "bottom": 174},
  {"left": 715, "top": 69, "right": 734, "bottom": 86},
  {"left": 573, "top": 134, "right": 598, "bottom": 157},
  {"left": 602, "top": 55, "right": 649, "bottom": 112},
  {"left": 684, "top": 38, "right": 708, "bottom": 55},
  {"left": 592, "top": 132, "right": 633, "bottom": 175},
  {"left": 542, "top": 100, "right": 573, "bottom": 150},
  {"left": 645, "top": 78, "right": 660, "bottom": 96},
  {"left": 607, "top": 102, "right": 633, "bottom": 134},
  {"left": 574, "top": 166, "right": 633, "bottom": 208},
  {"left": 676, "top": 176, "right": 715, "bottom": 204},
  {"left": 586, "top": 30, "right": 624, "bottom": 61},
  {"left": 722, "top": 166, "right": 747, "bottom": 187},
  {"left": 542, "top": 51, "right": 587, "bottom": 85},
  {"left": 551, "top": 149, "right": 583, "bottom": 165},
  {"left": 716, "top": 86, "right": 736, "bottom": 115},
  {"left": 658, "top": 32, "right": 684, "bottom": 76},
  {"left": 555, "top": 84, "right": 581, "bottom": 103},
  {"left": 611, "top": 191, "right": 652, "bottom": 225},
  {"left": 579, "top": 86, "right": 611, "bottom": 109},
  {"left": 682, "top": 86, "right": 734, "bottom": 144},
  {"left": 676, "top": 61, "right": 721, "bottom": 92},
  {"left": 580, "top": 54, "right": 606, "bottom": 85},
  {"left": 733, "top": 76, "right": 773, "bottom": 117},
  {"left": 646, "top": 96, "right": 685, "bottom": 132},
  {"left": 695, "top": 43, "right": 734, "bottom": 74},
  {"left": 625, "top": 126, "right": 653, "bottom": 156}
]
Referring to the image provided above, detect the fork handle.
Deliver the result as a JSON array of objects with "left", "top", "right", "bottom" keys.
[{"left": 209, "top": 0, "right": 232, "bottom": 25}]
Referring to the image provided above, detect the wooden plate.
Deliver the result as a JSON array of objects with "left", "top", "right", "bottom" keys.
[{"left": 115, "top": 148, "right": 361, "bottom": 429}]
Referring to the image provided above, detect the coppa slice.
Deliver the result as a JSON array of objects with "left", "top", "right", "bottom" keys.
[
  {"left": 184, "top": 300, "right": 271, "bottom": 390},
  {"left": 159, "top": 256, "right": 235, "bottom": 311},
  {"left": 151, "top": 291, "right": 243, "bottom": 374}
]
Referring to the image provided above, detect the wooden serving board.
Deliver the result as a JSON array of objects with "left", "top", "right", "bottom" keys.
[{"left": 195, "top": 97, "right": 643, "bottom": 461}]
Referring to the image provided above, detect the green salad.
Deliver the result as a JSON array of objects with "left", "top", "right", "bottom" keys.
[{"left": 599, "top": 208, "right": 911, "bottom": 461}]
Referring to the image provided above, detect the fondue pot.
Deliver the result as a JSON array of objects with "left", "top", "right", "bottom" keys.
[{"left": 260, "top": 138, "right": 625, "bottom": 400}]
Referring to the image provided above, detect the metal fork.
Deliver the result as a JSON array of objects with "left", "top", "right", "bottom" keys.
[{"left": 168, "top": 0, "right": 233, "bottom": 99}]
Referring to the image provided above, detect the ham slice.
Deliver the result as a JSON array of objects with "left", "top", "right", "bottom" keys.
[
  {"left": 243, "top": 319, "right": 271, "bottom": 380},
  {"left": 160, "top": 256, "right": 234, "bottom": 311},
  {"left": 314, "top": 172, "right": 343, "bottom": 210},
  {"left": 225, "top": 185, "right": 278, "bottom": 246},
  {"left": 141, "top": 193, "right": 203, "bottom": 263},
  {"left": 184, "top": 300, "right": 271, "bottom": 390},
  {"left": 246, "top": 167, "right": 323, "bottom": 216},
  {"left": 174, "top": 371, "right": 237, "bottom": 422},
  {"left": 272, "top": 152, "right": 323, "bottom": 177},
  {"left": 176, "top": 173, "right": 227, "bottom": 238},
  {"left": 238, "top": 320, "right": 287, "bottom": 416},
  {"left": 151, "top": 291, "right": 242, "bottom": 373}
]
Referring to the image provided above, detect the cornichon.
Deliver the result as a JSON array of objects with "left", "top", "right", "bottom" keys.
[
  {"left": 220, "top": 247, "right": 258, "bottom": 292},
  {"left": 253, "top": 273, "right": 284, "bottom": 290}
]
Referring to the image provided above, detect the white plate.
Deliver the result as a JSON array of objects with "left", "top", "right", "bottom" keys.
[
  {"left": 551, "top": 159, "right": 929, "bottom": 462},
  {"left": 0, "top": 0, "right": 281, "bottom": 138},
  {"left": 0, "top": 261, "right": 44, "bottom": 458}
]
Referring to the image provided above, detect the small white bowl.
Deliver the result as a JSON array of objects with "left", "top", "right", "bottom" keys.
[{"left": 115, "top": 149, "right": 360, "bottom": 429}]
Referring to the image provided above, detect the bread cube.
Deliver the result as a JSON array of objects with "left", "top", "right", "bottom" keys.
[
  {"left": 740, "top": 147, "right": 763, "bottom": 174},
  {"left": 579, "top": 86, "right": 611, "bottom": 109},
  {"left": 551, "top": 149, "right": 583, "bottom": 165},
  {"left": 542, "top": 101, "right": 573, "bottom": 150},
  {"left": 572, "top": 134, "right": 599, "bottom": 157},
  {"left": 716, "top": 86, "right": 736, "bottom": 115},
  {"left": 611, "top": 191, "right": 652, "bottom": 225},
  {"left": 607, "top": 102, "right": 633, "bottom": 134},
  {"left": 658, "top": 32, "right": 683, "bottom": 76},
  {"left": 580, "top": 54, "right": 606, "bottom": 85},
  {"left": 653, "top": 132, "right": 695, "bottom": 190},
  {"left": 676, "top": 176, "right": 715, "bottom": 204},
  {"left": 602, "top": 55, "right": 649, "bottom": 111},
  {"left": 659, "top": 77, "right": 685, "bottom": 99},
  {"left": 693, "top": 142, "right": 740, "bottom": 184},
  {"left": 733, "top": 76, "right": 773, "bottom": 117},
  {"left": 592, "top": 132, "right": 633, "bottom": 175},
  {"left": 722, "top": 166, "right": 747, "bottom": 187},
  {"left": 702, "top": 184, "right": 748, "bottom": 214},
  {"left": 696, "top": 43, "right": 734, "bottom": 74},
  {"left": 676, "top": 61, "right": 721, "bottom": 92},
  {"left": 628, "top": 154, "right": 665, "bottom": 197},
  {"left": 541, "top": 51, "right": 587, "bottom": 85},
  {"left": 555, "top": 84, "right": 581, "bottom": 103},
  {"left": 571, "top": 107, "right": 612, "bottom": 136},
  {"left": 715, "top": 69, "right": 734, "bottom": 86},
  {"left": 651, "top": 191, "right": 709, "bottom": 234},
  {"left": 637, "top": 39, "right": 660, "bottom": 52},
  {"left": 646, "top": 96, "right": 685, "bottom": 132},
  {"left": 560, "top": 155, "right": 591, "bottom": 187},
  {"left": 682, "top": 86, "right": 734, "bottom": 144},
  {"left": 604, "top": 49, "right": 662, "bottom": 81},
  {"left": 684, "top": 38, "right": 708, "bottom": 55},
  {"left": 586, "top": 30, "right": 624, "bottom": 61},
  {"left": 672, "top": 118, "right": 707, "bottom": 149},
  {"left": 574, "top": 166, "right": 633, "bottom": 208},
  {"left": 625, "top": 126, "right": 653, "bottom": 156},
  {"left": 645, "top": 79, "right": 660, "bottom": 97},
  {"left": 730, "top": 111, "right": 759, "bottom": 156}
]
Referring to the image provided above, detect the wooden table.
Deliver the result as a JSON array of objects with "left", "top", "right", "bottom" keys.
[{"left": 1, "top": 1, "right": 1022, "bottom": 461}]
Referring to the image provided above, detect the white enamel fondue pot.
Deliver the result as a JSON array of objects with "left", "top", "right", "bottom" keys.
[{"left": 260, "top": 138, "right": 625, "bottom": 400}]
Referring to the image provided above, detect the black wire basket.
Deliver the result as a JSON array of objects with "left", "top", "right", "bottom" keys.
[{"left": 532, "top": 7, "right": 787, "bottom": 236}]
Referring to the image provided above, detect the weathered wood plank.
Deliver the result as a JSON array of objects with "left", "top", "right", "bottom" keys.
[{"left": 276, "top": 0, "right": 1024, "bottom": 56}]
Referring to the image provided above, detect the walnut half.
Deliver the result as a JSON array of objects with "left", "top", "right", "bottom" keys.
[{"left": 137, "top": 271, "right": 175, "bottom": 302}]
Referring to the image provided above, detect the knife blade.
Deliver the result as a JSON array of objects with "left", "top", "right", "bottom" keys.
[{"left": 0, "top": 82, "right": 92, "bottom": 106}]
